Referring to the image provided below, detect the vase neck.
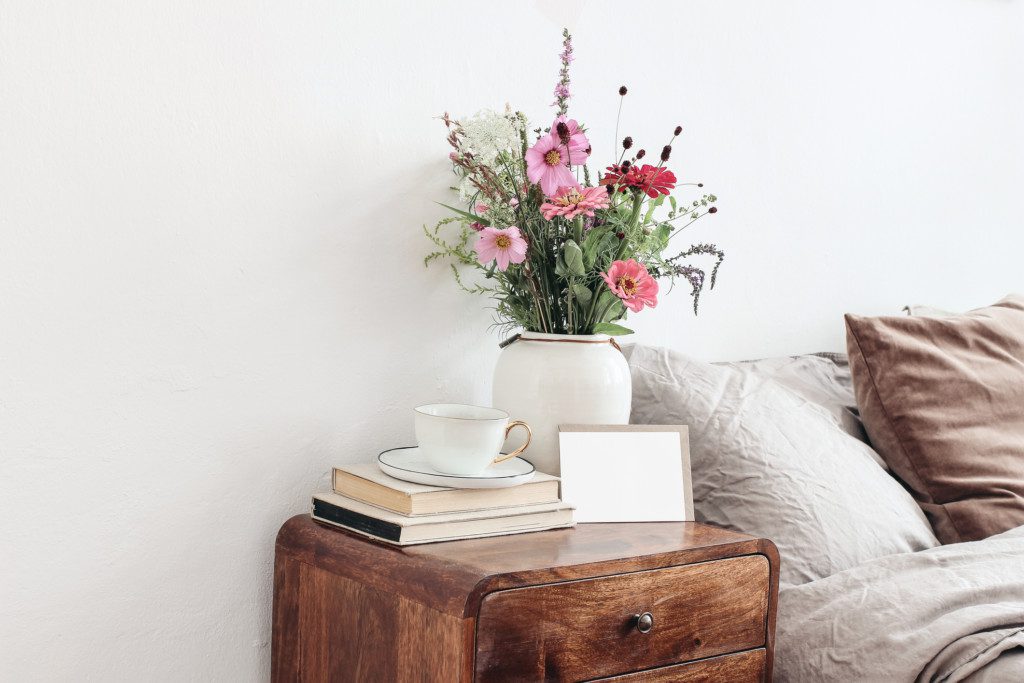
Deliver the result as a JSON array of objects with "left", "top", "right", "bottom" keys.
[{"left": 519, "top": 332, "right": 612, "bottom": 343}]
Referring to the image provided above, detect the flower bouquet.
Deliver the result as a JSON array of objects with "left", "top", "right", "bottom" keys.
[{"left": 424, "top": 29, "right": 723, "bottom": 338}]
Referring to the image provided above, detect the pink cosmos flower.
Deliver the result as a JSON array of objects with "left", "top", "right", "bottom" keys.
[
  {"left": 601, "top": 259, "right": 659, "bottom": 313},
  {"left": 552, "top": 115, "right": 591, "bottom": 165},
  {"left": 540, "top": 185, "right": 611, "bottom": 221},
  {"left": 474, "top": 202, "right": 490, "bottom": 214},
  {"left": 508, "top": 197, "right": 519, "bottom": 208},
  {"left": 524, "top": 133, "right": 579, "bottom": 196},
  {"left": 475, "top": 226, "right": 528, "bottom": 271}
]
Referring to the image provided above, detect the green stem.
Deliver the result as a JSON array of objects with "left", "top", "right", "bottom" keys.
[
  {"left": 523, "top": 266, "right": 548, "bottom": 332},
  {"left": 614, "top": 191, "right": 646, "bottom": 260},
  {"left": 566, "top": 279, "right": 574, "bottom": 334},
  {"left": 582, "top": 283, "right": 604, "bottom": 333},
  {"left": 581, "top": 192, "right": 644, "bottom": 331},
  {"left": 594, "top": 296, "right": 618, "bottom": 326},
  {"left": 667, "top": 210, "right": 709, "bottom": 241}
]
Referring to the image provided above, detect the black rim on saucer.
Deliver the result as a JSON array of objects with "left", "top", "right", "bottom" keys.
[{"left": 377, "top": 446, "right": 535, "bottom": 479}]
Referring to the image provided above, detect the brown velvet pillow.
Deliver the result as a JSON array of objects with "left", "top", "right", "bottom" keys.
[{"left": 845, "top": 295, "right": 1024, "bottom": 543}]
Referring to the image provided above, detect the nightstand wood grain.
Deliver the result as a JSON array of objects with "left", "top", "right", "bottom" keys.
[{"left": 272, "top": 515, "right": 779, "bottom": 682}]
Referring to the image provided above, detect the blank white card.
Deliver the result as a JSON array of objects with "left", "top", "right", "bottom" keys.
[{"left": 558, "top": 429, "right": 691, "bottom": 523}]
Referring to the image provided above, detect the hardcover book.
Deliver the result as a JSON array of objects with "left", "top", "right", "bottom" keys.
[
  {"left": 311, "top": 491, "right": 574, "bottom": 546},
  {"left": 332, "top": 463, "right": 560, "bottom": 516}
]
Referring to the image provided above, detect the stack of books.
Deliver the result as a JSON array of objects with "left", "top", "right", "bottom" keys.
[{"left": 311, "top": 463, "right": 574, "bottom": 545}]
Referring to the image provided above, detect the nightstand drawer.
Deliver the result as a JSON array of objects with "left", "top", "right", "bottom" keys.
[{"left": 474, "top": 554, "right": 770, "bottom": 682}]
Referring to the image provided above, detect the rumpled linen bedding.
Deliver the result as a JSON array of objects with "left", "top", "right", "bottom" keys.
[
  {"left": 625, "top": 344, "right": 1024, "bottom": 681},
  {"left": 776, "top": 522, "right": 1024, "bottom": 682}
]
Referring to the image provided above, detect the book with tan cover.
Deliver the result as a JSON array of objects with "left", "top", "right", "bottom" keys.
[{"left": 332, "top": 462, "right": 560, "bottom": 516}]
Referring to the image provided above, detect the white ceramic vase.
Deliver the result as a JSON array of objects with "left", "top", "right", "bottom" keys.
[{"left": 492, "top": 332, "right": 631, "bottom": 475}]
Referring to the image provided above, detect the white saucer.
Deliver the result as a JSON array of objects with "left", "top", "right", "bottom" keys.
[{"left": 377, "top": 446, "right": 536, "bottom": 489}]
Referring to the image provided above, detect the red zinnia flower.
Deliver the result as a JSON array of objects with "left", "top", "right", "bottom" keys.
[{"left": 600, "top": 164, "right": 677, "bottom": 198}]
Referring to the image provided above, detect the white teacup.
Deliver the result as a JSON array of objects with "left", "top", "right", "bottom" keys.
[{"left": 414, "top": 403, "right": 532, "bottom": 476}]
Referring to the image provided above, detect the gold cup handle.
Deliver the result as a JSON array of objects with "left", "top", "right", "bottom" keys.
[{"left": 493, "top": 420, "right": 532, "bottom": 464}]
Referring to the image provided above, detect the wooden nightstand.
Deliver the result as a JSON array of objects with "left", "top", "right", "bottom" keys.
[{"left": 272, "top": 515, "right": 779, "bottom": 682}]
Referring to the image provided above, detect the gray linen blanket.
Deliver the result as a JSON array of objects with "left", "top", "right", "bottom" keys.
[{"left": 777, "top": 525, "right": 1024, "bottom": 682}]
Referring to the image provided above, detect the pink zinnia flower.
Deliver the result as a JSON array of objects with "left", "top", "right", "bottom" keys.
[
  {"left": 540, "top": 185, "right": 611, "bottom": 221},
  {"left": 552, "top": 115, "right": 591, "bottom": 165},
  {"left": 475, "top": 226, "right": 528, "bottom": 271},
  {"left": 525, "top": 133, "right": 579, "bottom": 196},
  {"left": 601, "top": 259, "right": 659, "bottom": 313}
]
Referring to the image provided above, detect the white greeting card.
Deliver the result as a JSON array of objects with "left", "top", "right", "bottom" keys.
[{"left": 557, "top": 425, "right": 693, "bottom": 523}]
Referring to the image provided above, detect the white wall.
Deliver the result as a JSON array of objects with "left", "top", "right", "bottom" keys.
[{"left": 2, "top": 1, "right": 1021, "bottom": 679}]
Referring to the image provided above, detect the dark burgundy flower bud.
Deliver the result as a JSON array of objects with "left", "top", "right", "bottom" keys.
[
  {"left": 605, "top": 185, "right": 615, "bottom": 195},
  {"left": 584, "top": 146, "right": 591, "bottom": 155},
  {"left": 697, "top": 182, "right": 704, "bottom": 187},
  {"left": 622, "top": 136, "right": 633, "bottom": 150},
  {"left": 618, "top": 86, "right": 628, "bottom": 96},
  {"left": 674, "top": 125, "right": 683, "bottom": 136},
  {"left": 708, "top": 206, "right": 718, "bottom": 214},
  {"left": 616, "top": 232, "right": 625, "bottom": 240},
  {"left": 636, "top": 149, "right": 646, "bottom": 159},
  {"left": 555, "top": 122, "right": 570, "bottom": 144},
  {"left": 620, "top": 160, "right": 631, "bottom": 172},
  {"left": 660, "top": 145, "right": 672, "bottom": 162}
]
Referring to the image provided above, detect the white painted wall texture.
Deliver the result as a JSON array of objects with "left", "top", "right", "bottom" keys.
[{"left": 2, "top": 1, "right": 1022, "bottom": 679}]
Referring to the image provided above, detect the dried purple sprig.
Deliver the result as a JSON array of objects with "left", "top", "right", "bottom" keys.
[
  {"left": 676, "top": 265, "right": 707, "bottom": 314},
  {"left": 663, "top": 240, "right": 729, "bottom": 309},
  {"left": 552, "top": 29, "right": 573, "bottom": 115}
]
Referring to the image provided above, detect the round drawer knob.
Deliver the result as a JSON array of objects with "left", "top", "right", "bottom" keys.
[{"left": 635, "top": 612, "right": 654, "bottom": 634}]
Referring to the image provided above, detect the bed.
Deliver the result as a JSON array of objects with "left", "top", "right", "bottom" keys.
[{"left": 625, "top": 327, "right": 1024, "bottom": 682}]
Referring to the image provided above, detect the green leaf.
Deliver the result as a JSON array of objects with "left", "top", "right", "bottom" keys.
[
  {"left": 643, "top": 194, "right": 664, "bottom": 225},
  {"left": 592, "top": 322, "right": 634, "bottom": 336},
  {"left": 435, "top": 202, "right": 490, "bottom": 227},
  {"left": 571, "top": 282, "right": 592, "bottom": 306},
  {"left": 652, "top": 223, "right": 672, "bottom": 251},
  {"left": 554, "top": 254, "right": 568, "bottom": 277},
  {"left": 562, "top": 239, "right": 585, "bottom": 277},
  {"left": 581, "top": 226, "right": 608, "bottom": 269},
  {"left": 602, "top": 300, "right": 627, "bottom": 322},
  {"left": 595, "top": 288, "right": 619, "bottom": 311}
]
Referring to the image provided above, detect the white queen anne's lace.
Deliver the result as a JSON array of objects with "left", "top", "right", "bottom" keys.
[{"left": 459, "top": 109, "right": 521, "bottom": 166}]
